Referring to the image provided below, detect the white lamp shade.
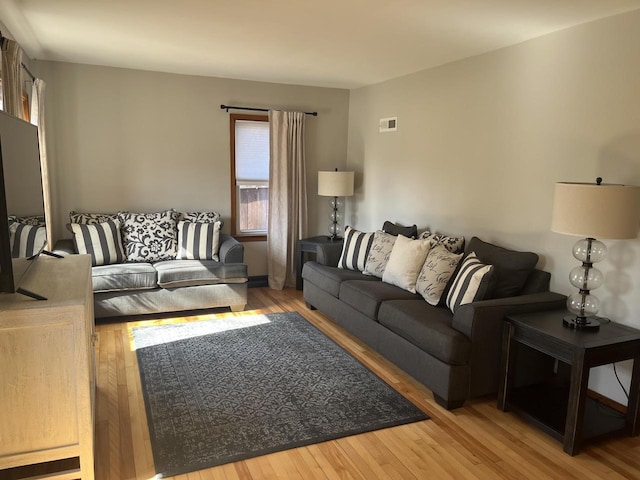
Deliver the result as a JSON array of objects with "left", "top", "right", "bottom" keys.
[
  {"left": 318, "top": 171, "right": 354, "bottom": 197},
  {"left": 551, "top": 182, "right": 640, "bottom": 239}
]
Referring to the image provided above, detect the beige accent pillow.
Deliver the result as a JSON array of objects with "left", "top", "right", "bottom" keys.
[
  {"left": 416, "top": 244, "right": 463, "bottom": 305},
  {"left": 382, "top": 235, "right": 431, "bottom": 293}
]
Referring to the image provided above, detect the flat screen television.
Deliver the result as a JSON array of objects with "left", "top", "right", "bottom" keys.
[{"left": 0, "top": 109, "right": 48, "bottom": 298}]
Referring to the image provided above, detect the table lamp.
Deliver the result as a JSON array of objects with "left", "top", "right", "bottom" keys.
[
  {"left": 318, "top": 169, "right": 354, "bottom": 240},
  {"left": 551, "top": 178, "right": 640, "bottom": 330}
]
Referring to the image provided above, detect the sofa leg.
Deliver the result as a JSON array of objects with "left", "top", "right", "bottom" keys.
[
  {"left": 230, "top": 304, "right": 245, "bottom": 312},
  {"left": 433, "top": 394, "right": 465, "bottom": 410},
  {"left": 305, "top": 301, "right": 317, "bottom": 310}
]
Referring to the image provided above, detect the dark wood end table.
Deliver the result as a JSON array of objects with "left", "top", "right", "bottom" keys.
[
  {"left": 498, "top": 309, "right": 640, "bottom": 455},
  {"left": 296, "top": 236, "right": 344, "bottom": 290}
]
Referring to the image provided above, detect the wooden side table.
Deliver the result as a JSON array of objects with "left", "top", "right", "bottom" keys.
[
  {"left": 498, "top": 309, "right": 640, "bottom": 456},
  {"left": 296, "top": 236, "right": 344, "bottom": 290}
]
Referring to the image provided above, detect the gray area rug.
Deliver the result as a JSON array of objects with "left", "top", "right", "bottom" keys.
[{"left": 133, "top": 311, "right": 428, "bottom": 478}]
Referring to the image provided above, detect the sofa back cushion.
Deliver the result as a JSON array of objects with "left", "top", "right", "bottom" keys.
[
  {"left": 466, "top": 237, "right": 538, "bottom": 299},
  {"left": 118, "top": 210, "right": 179, "bottom": 262}
]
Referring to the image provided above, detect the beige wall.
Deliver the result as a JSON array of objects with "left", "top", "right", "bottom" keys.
[
  {"left": 34, "top": 62, "right": 350, "bottom": 276},
  {"left": 347, "top": 9, "right": 640, "bottom": 403}
]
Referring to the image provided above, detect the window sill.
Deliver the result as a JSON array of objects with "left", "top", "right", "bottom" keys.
[{"left": 234, "top": 234, "right": 267, "bottom": 243}]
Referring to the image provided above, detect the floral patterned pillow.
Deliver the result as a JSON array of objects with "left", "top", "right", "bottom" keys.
[
  {"left": 118, "top": 210, "right": 179, "bottom": 262},
  {"left": 69, "top": 211, "right": 120, "bottom": 225},
  {"left": 416, "top": 244, "right": 463, "bottom": 306},
  {"left": 9, "top": 214, "right": 46, "bottom": 226},
  {"left": 178, "top": 211, "right": 223, "bottom": 227},
  {"left": 363, "top": 230, "right": 397, "bottom": 278},
  {"left": 420, "top": 231, "right": 465, "bottom": 254}
]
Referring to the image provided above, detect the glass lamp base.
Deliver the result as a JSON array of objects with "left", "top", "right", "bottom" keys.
[{"left": 562, "top": 315, "right": 600, "bottom": 331}]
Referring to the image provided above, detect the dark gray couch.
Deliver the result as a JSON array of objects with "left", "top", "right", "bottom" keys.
[
  {"left": 55, "top": 234, "right": 248, "bottom": 318},
  {"left": 302, "top": 236, "right": 566, "bottom": 410}
]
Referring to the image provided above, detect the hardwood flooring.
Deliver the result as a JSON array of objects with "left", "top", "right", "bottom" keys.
[{"left": 94, "top": 287, "right": 640, "bottom": 480}]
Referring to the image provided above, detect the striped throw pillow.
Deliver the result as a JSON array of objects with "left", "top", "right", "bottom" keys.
[
  {"left": 9, "top": 223, "right": 47, "bottom": 258},
  {"left": 177, "top": 221, "right": 221, "bottom": 261},
  {"left": 446, "top": 252, "right": 494, "bottom": 313},
  {"left": 71, "top": 220, "right": 126, "bottom": 266},
  {"left": 338, "top": 227, "right": 374, "bottom": 272}
]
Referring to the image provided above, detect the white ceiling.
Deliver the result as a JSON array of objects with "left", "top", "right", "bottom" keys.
[{"left": 2, "top": 0, "right": 640, "bottom": 89}]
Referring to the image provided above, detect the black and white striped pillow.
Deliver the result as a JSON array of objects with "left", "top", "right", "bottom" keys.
[
  {"left": 9, "top": 223, "right": 47, "bottom": 258},
  {"left": 71, "top": 220, "right": 126, "bottom": 266},
  {"left": 338, "top": 226, "right": 374, "bottom": 271},
  {"left": 177, "top": 221, "right": 221, "bottom": 261},
  {"left": 446, "top": 252, "right": 494, "bottom": 313}
]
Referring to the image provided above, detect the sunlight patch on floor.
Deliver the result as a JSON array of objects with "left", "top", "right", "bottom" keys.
[{"left": 128, "top": 313, "right": 273, "bottom": 350}]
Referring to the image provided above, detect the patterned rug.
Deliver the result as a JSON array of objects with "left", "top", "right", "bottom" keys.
[{"left": 133, "top": 311, "right": 428, "bottom": 478}]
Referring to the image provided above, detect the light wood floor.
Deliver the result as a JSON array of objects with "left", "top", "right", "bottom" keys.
[{"left": 94, "top": 287, "right": 640, "bottom": 480}]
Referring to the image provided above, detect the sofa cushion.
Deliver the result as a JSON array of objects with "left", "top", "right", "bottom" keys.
[
  {"left": 69, "top": 211, "right": 120, "bottom": 225},
  {"left": 420, "top": 231, "right": 465, "bottom": 254},
  {"left": 119, "top": 210, "right": 179, "bottom": 262},
  {"left": 466, "top": 236, "right": 538, "bottom": 299},
  {"left": 378, "top": 300, "right": 471, "bottom": 366},
  {"left": 178, "top": 211, "right": 223, "bottom": 227},
  {"left": 416, "top": 244, "right": 463, "bottom": 306},
  {"left": 446, "top": 253, "right": 494, "bottom": 313},
  {"left": 339, "top": 280, "right": 419, "bottom": 319},
  {"left": 363, "top": 230, "right": 396, "bottom": 278},
  {"left": 154, "top": 260, "right": 248, "bottom": 288},
  {"left": 70, "top": 220, "right": 126, "bottom": 266},
  {"left": 338, "top": 226, "right": 374, "bottom": 271},
  {"left": 382, "top": 221, "right": 417, "bottom": 239},
  {"left": 177, "top": 220, "right": 221, "bottom": 261},
  {"left": 92, "top": 262, "right": 158, "bottom": 293},
  {"left": 9, "top": 223, "right": 46, "bottom": 258},
  {"left": 382, "top": 235, "right": 431, "bottom": 293},
  {"left": 302, "top": 262, "right": 378, "bottom": 298}
]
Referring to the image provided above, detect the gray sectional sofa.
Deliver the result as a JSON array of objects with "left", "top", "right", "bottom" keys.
[
  {"left": 302, "top": 232, "right": 566, "bottom": 410},
  {"left": 54, "top": 210, "right": 248, "bottom": 318}
]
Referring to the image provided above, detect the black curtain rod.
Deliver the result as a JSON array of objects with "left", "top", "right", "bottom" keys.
[
  {"left": 21, "top": 62, "right": 36, "bottom": 82},
  {"left": 220, "top": 104, "right": 318, "bottom": 116}
]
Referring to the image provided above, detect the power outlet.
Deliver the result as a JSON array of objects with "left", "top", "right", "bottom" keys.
[{"left": 379, "top": 116, "right": 397, "bottom": 133}]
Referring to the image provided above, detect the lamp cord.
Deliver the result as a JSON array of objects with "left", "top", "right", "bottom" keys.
[{"left": 613, "top": 363, "right": 630, "bottom": 401}]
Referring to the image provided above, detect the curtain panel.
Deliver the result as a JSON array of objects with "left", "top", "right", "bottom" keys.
[
  {"left": 1, "top": 38, "right": 24, "bottom": 119},
  {"left": 267, "top": 110, "right": 308, "bottom": 289},
  {"left": 31, "top": 79, "right": 52, "bottom": 247}
]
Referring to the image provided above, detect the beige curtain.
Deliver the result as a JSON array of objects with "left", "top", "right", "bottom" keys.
[
  {"left": 31, "top": 79, "right": 52, "bottom": 248},
  {"left": 267, "top": 110, "right": 308, "bottom": 289},
  {"left": 1, "top": 38, "right": 24, "bottom": 118}
]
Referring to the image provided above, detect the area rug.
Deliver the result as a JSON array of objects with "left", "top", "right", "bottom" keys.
[{"left": 133, "top": 311, "right": 428, "bottom": 478}]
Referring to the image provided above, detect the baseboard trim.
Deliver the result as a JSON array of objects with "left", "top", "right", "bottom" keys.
[
  {"left": 587, "top": 389, "right": 627, "bottom": 414},
  {"left": 248, "top": 275, "right": 268, "bottom": 288}
]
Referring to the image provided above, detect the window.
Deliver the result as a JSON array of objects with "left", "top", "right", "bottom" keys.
[
  {"left": 230, "top": 114, "right": 269, "bottom": 240},
  {"left": 0, "top": 79, "right": 31, "bottom": 122}
]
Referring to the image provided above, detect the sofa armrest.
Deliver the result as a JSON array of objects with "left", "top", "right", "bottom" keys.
[
  {"left": 452, "top": 291, "right": 566, "bottom": 397},
  {"left": 52, "top": 238, "right": 77, "bottom": 256},
  {"left": 219, "top": 234, "right": 244, "bottom": 263},
  {"left": 316, "top": 242, "right": 343, "bottom": 267},
  {"left": 452, "top": 291, "right": 567, "bottom": 338}
]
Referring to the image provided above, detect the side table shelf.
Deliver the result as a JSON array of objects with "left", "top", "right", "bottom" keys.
[
  {"left": 498, "top": 309, "right": 640, "bottom": 456},
  {"left": 296, "top": 236, "right": 344, "bottom": 290}
]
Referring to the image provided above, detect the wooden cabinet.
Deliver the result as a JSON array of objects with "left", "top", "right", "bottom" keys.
[{"left": 0, "top": 254, "right": 95, "bottom": 479}]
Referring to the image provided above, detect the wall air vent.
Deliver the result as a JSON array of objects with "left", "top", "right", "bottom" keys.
[{"left": 379, "top": 116, "right": 397, "bottom": 133}]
